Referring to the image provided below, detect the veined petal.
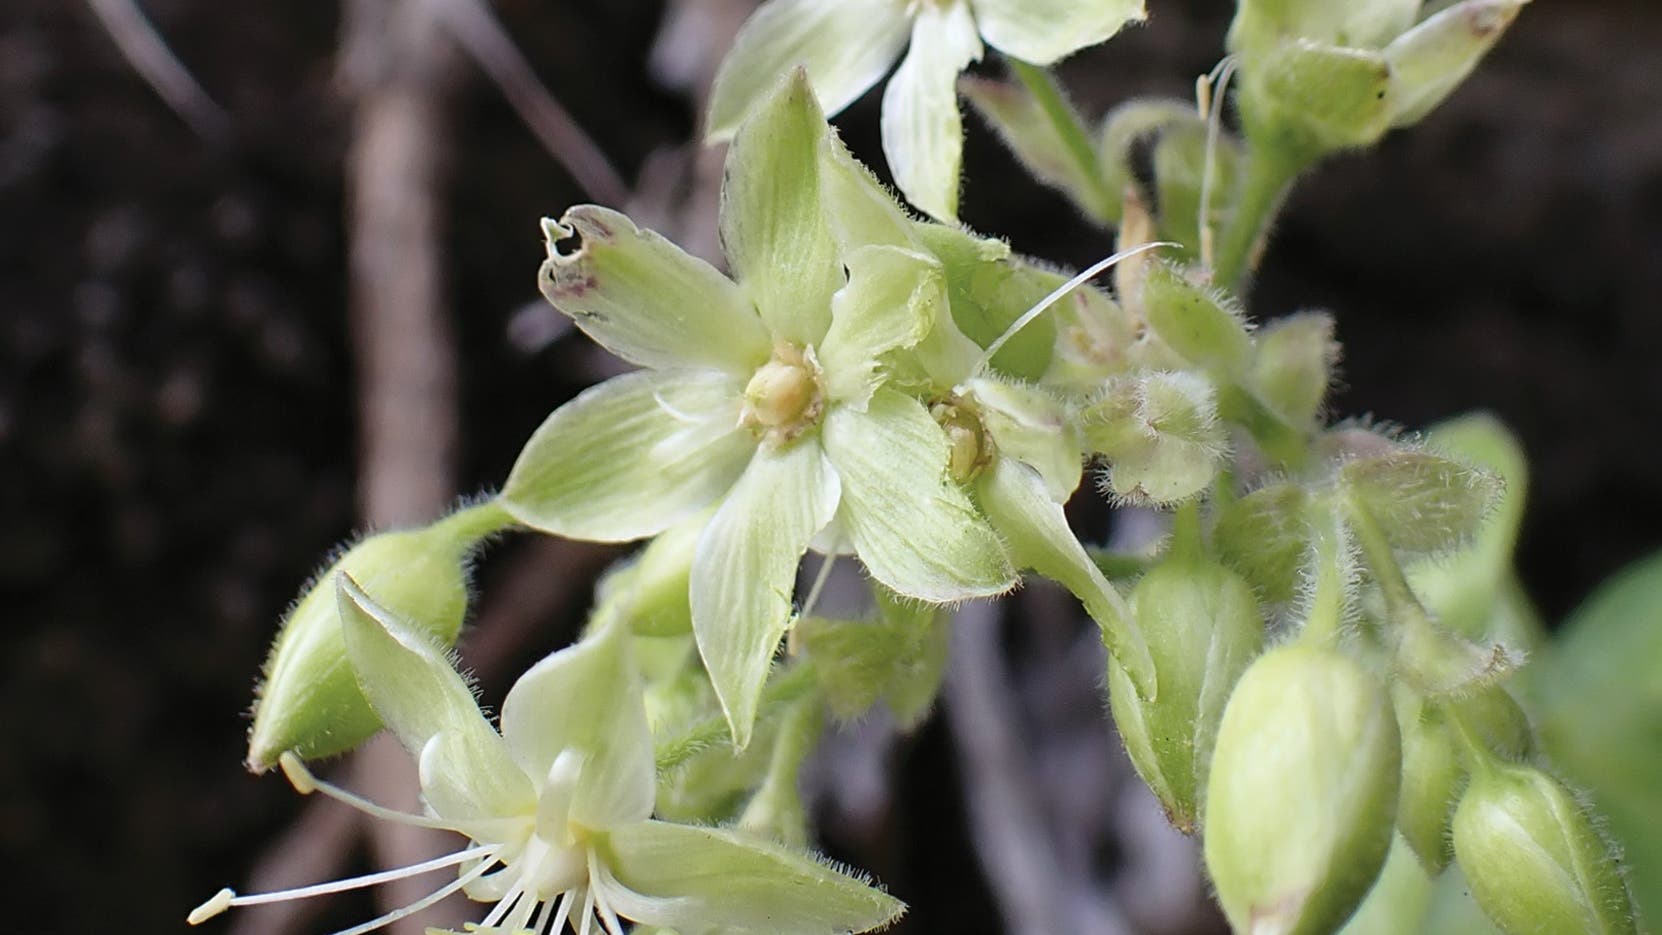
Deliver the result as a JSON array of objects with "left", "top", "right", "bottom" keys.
[
  {"left": 720, "top": 70, "right": 844, "bottom": 346},
  {"left": 819, "top": 245, "right": 945, "bottom": 407},
  {"left": 498, "top": 622, "right": 655, "bottom": 831},
  {"left": 540, "top": 206, "right": 768, "bottom": 373},
  {"left": 880, "top": 3, "right": 983, "bottom": 221},
  {"left": 595, "top": 820, "right": 905, "bottom": 934},
  {"left": 336, "top": 577, "right": 534, "bottom": 819},
  {"left": 692, "top": 441, "right": 840, "bottom": 748},
  {"left": 706, "top": 0, "right": 912, "bottom": 140},
  {"left": 822, "top": 387, "right": 1015, "bottom": 602},
  {"left": 501, "top": 370, "right": 753, "bottom": 543},
  {"left": 971, "top": 0, "right": 1144, "bottom": 65},
  {"left": 975, "top": 458, "right": 1156, "bottom": 698},
  {"left": 964, "top": 375, "right": 1083, "bottom": 500}
]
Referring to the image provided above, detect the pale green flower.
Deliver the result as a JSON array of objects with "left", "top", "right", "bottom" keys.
[
  {"left": 500, "top": 71, "right": 1014, "bottom": 747},
  {"left": 705, "top": 0, "right": 1145, "bottom": 221},
  {"left": 190, "top": 577, "right": 902, "bottom": 935}
]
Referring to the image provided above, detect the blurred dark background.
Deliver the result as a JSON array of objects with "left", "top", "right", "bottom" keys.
[{"left": 3, "top": 0, "right": 1659, "bottom": 932}]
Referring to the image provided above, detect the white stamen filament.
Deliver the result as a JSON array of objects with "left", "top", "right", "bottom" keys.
[
  {"left": 549, "top": 888, "right": 577, "bottom": 935},
  {"left": 1198, "top": 55, "right": 1239, "bottom": 271},
  {"left": 480, "top": 879, "right": 527, "bottom": 929},
  {"left": 187, "top": 845, "right": 496, "bottom": 923},
  {"left": 277, "top": 752, "right": 502, "bottom": 839},
  {"left": 972, "top": 242, "right": 1179, "bottom": 375},
  {"left": 594, "top": 883, "right": 626, "bottom": 935},
  {"left": 328, "top": 852, "right": 501, "bottom": 935},
  {"left": 578, "top": 887, "right": 597, "bottom": 935}
]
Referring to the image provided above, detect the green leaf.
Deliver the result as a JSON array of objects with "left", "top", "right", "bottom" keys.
[
  {"left": 498, "top": 622, "right": 655, "bottom": 832},
  {"left": 977, "top": 458, "right": 1156, "bottom": 698},
  {"left": 881, "top": 2, "right": 983, "bottom": 220},
  {"left": 721, "top": 70, "right": 844, "bottom": 345},
  {"left": 539, "top": 206, "right": 768, "bottom": 374},
  {"left": 822, "top": 387, "right": 1016, "bottom": 602},
  {"left": 705, "top": 0, "right": 910, "bottom": 141},
  {"left": 1338, "top": 448, "right": 1503, "bottom": 556},
  {"left": 597, "top": 820, "right": 905, "bottom": 934},
  {"left": 692, "top": 442, "right": 839, "bottom": 749},
  {"left": 1386, "top": 0, "right": 1526, "bottom": 127},
  {"left": 501, "top": 370, "right": 754, "bottom": 543},
  {"left": 972, "top": 0, "right": 1144, "bottom": 65},
  {"left": 819, "top": 245, "right": 944, "bottom": 406}
]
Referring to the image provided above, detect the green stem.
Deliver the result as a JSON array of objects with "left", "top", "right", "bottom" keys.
[
  {"left": 1169, "top": 499, "right": 1204, "bottom": 563},
  {"left": 431, "top": 497, "right": 517, "bottom": 544},
  {"left": 1006, "top": 58, "right": 1116, "bottom": 220},
  {"left": 1299, "top": 510, "right": 1349, "bottom": 647},
  {"left": 1212, "top": 146, "right": 1303, "bottom": 290},
  {"left": 1217, "top": 382, "right": 1309, "bottom": 471}
]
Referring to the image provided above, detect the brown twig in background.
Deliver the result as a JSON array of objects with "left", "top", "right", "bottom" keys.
[
  {"left": 82, "top": 0, "right": 229, "bottom": 141},
  {"left": 433, "top": 0, "right": 628, "bottom": 206}
]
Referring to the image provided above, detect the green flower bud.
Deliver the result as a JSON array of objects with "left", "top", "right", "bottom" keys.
[
  {"left": 1108, "top": 549, "right": 1264, "bottom": 833},
  {"left": 1339, "top": 446, "right": 1503, "bottom": 557},
  {"left": 1082, "top": 371, "right": 1228, "bottom": 504},
  {"left": 1393, "top": 688, "right": 1463, "bottom": 873},
  {"left": 1228, "top": 0, "right": 1420, "bottom": 59},
  {"left": 1140, "top": 260, "right": 1252, "bottom": 378},
  {"left": 246, "top": 503, "right": 506, "bottom": 770},
  {"left": 1212, "top": 481, "right": 1311, "bottom": 604},
  {"left": 1239, "top": 39, "right": 1395, "bottom": 162},
  {"left": 1205, "top": 644, "right": 1401, "bottom": 935},
  {"left": 1249, "top": 312, "right": 1338, "bottom": 430},
  {"left": 1452, "top": 762, "right": 1639, "bottom": 935}
]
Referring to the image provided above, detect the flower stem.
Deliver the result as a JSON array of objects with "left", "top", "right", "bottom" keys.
[
  {"left": 433, "top": 497, "right": 518, "bottom": 543},
  {"left": 1211, "top": 145, "right": 1304, "bottom": 290},
  {"left": 655, "top": 662, "right": 820, "bottom": 771},
  {"left": 1006, "top": 57, "right": 1116, "bottom": 221}
]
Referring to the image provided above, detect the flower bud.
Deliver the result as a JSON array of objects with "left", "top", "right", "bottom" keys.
[
  {"left": 1393, "top": 688, "right": 1463, "bottom": 873},
  {"left": 1108, "top": 552, "right": 1264, "bottom": 833},
  {"left": 1239, "top": 40, "right": 1394, "bottom": 161},
  {"left": 1204, "top": 644, "right": 1401, "bottom": 935},
  {"left": 246, "top": 506, "right": 501, "bottom": 770},
  {"left": 1082, "top": 371, "right": 1227, "bottom": 505},
  {"left": 1140, "top": 261, "right": 1252, "bottom": 378},
  {"left": 1452, "top": 762, "right": 1639, "bottom": 935},
  {"left": 1339, "top": 446, "right": 1504, "bottom": 556},
  {"left": 1212, "top": 481, "right": 1311, "bottom": 605},
  {"left": 1227, "top": 0, "right": 1420, "bottom": 59},
  {"left": 1249, "top": 312, "right": 1337, "bottom": 430}
]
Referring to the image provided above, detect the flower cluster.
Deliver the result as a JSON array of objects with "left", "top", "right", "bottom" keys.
[{"left": 195, "top": 2, "right": 1644, "bottom": 934}]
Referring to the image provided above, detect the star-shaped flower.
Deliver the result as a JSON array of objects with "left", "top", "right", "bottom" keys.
[
  {"left": 500, "top": 71, "right": 1014, "bottom": 746},
  {"left": 190, "top": 577, "right": 902, "bottom": 935},
  {"left": 705, "top": 0, "right": 1145, "bottom": 221}
]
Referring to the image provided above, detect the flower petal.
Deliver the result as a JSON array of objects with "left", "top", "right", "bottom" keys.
[
  {"left": 880, "top": 3, "right": 983, "bottom": 221},
  {"left": 822, "top": 387, "right": 1015, "bottom": 602},
  {"left": 498, "top": 621, "right": 656, "bottom": 831},
  {"left": 540, "top": 207, "right": 769, "bottom": 374},
  {"left": 965, "top": 376, "right": 1083, "bottom": 499},
  {"left": 596, "top": 820, "right": 905, "bottom": 934},
  {"left": 705, "top": 0, "right": 912, "bottom": 141},
  {"left": 693, "top": 441, "right": 840, "bottom": 748},
  {"left": 819, "top": 245, "right": 945, "bottom": 406},
  {"left": 975, "top": 458, "right": 1157, "bottom": 698},
  {"left": 818, "top": 125, "right": 920, "bottom": 252},
  {"left": 501, "top": 370, "right": 754, "bottom": 543},
  {"left": 720, "top": 70, "right": 845, "bottom": 346},
  {"left": 336, "top": 577, "right": 534, "bottom": 818},
  {"left": 971, "top": 0, "right": 1144, "bottom": 65}
]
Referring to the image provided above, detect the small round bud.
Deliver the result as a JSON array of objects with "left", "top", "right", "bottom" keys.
[
  {"left": 1238, "top": 40, "right": 1394, "bottom": 162},
  {"left": 246, "top": 512, "right": 489, "bottom": 770},
  {"left": 1204, "top": 644, "right": 1401, "bottom": 935},
  {"left": 1108, "top": 552, "right": 1264, "bottom": 833},
  {"left": 740, "top": 345, "right": 823, "bottom": 445},
  {"left": 1452, "top": 762, "right": 1639, "bottom": 935},
  {"left": 1082, "top": 371, "right": 1227, "bottom": 505},
  {"left": 1249, "top": 312, "right": 1337, "bottom": 430},
  {"left": 929, "top": 398, "right": 994, "bottom": 484}
]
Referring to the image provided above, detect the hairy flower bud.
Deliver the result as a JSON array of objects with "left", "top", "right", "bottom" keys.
[
  {"left": 247, "top": 504, "right": 505, "bottom": 770},
  {"left": 1452, "top": 762, "right": 1639, "bottom": 935},
  {"left": 1108, "top": 550, "right": 1264, "bottom": 832},
  {"left": 1083, "top": 371, "right": 1227, "bottom": 504},
  {"left": 1249, "top": 312, "right": 1337, "bottom": 430},
  {"left": 1204, "top": 644, "right": 1401, "bottom": 935},
  {"left": 1140, "top": 261, "right": 1252, "bottom": 378},
  {"left": 1239, "top": 40, "right": 1395, "bottom": 161}
]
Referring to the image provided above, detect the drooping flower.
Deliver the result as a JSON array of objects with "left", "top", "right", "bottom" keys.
[
  {"left": 500, "top": 70, "right": 1014, "bottom": 747},
  {"left": 705, "top": 0, "right": 1146, "bottom": 221},
  {"left": 190, "top": 576, "right": 903, "bottom": 935}
]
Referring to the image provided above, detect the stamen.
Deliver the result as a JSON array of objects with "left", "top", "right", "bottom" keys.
[
  {"left": 188, "top": 844, "right": 497, "bottom": 922},
  {"left": 327, "top": 855, "right": 500, "bottom": 935},
  {"left": 972, "top": 242, "right": 1179, "bottom": 375},
  {"left": 277, "top": 751, "right": 499, "bottom": 837},
  {"left": 503, "top": 890, "right": 540, "bottom": 935},
  {"left": 549, "top": 888, "right": 576, "bottom": 935},
  {"left": 1198, "top": 55, "right": 1239, "bottom": 271},
  {"left": 592, "top": 884, "right": 626, "bottom": 935},
  {"left": 480, "top": 880, "right": 527, "bottom": 929},
  {"left": 529, "top": 896, "right": 553, "bottom": 935},
  {"left": 577, "top": 887, "right": 597, "bottom": 935}
]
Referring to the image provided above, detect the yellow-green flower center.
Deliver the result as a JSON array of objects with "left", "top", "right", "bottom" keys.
[
  {"left": 930, "top": 397, "right": 994, "bottom": 483},
  {"left": 742, "top": 345, "right": 824, "bottom": 446}
]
